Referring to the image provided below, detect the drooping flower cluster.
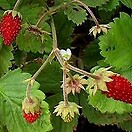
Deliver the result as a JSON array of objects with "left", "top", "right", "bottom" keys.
[{"left": 53, "top": 101, "right": 81, "bottom": 122}]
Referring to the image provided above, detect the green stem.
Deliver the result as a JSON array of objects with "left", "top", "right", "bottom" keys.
[
  {"left": 13, "top": 0, "right": 22, "bottom": 10},
  {"left": 51, "top": 17, "right": 57, "bottom": 50},
  {"left": 74, "top": 0, "right": 99, "bottom": 27}
]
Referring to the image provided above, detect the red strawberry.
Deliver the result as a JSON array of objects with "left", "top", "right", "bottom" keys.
[
  {"left": 0, "top": 10, "right": 22, "bottom": 45},
  {"left": 22, "top": 96, "right": 42, "bottom": 123},
  {"left": 23, "top": 110, "right": 42, "bottom": 123},
  {"left": 102, "top": 75, "right": 132, "bottom": 104}
]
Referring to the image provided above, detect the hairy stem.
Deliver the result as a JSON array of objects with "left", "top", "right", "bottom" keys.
[
  {"left": 54, "top": 48, "right": 63, "bottom": 66},
  {"left": 13, "top": 0, "right": 22, "bottom": 10},
  {"left": 74, "top": 0, "right": 99, "bottom": 27},
  {"left": 26, "top": 51, "right": 55, "bottom": 99},
  {"left": 32, "top": 50, "right": 55, "bottom": 80},
  {"left": 63, "top": 63, "right": 69, "bottom": 106},
  {"left": 51, "top": 17, "right": 57, "bottom": 50},
  {"left": 67, "top": 64, "right": 99, "bottom": 79}
]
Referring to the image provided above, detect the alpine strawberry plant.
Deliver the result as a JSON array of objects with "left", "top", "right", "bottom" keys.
[{"left": 0, "top": 10, "right": 22, "bottom": 45}]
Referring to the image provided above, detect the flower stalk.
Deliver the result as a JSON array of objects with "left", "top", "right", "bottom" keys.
[
  {"left": 13, "top": 0, "right": 22, "bottom": 10},
  {"left": 62, "top": 62, "right": 69, "bottom": 106},
  {"left": 74, "top": 0, "right": 99, "bottom": 27}
]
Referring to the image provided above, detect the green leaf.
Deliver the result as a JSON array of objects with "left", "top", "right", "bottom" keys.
[
  {"left": 17, "top": 28, "right": 42, "bottom": 53},
  {"left": 19, "top": 5, "right": 43, "bottom": 24},
  {"left": 0, "top": 0, "right": 11, "bottom": 9},
  {"left": 0, "top": 69, "right": 52, "bottom": 132},
  {"left": 80, "top": 92, "right": 131, "bottom": 125},
  {"left": 120, "top": 0, "right": 132, "bottom": 8},
  {"left": 99, "top": 0, "right": 120, "bottom": 11},
  {"left": 0, "top": 45, "right": 14, "bottom": 77},
  {"left": 54, "top": 11, "right": 74, "bottom": 48},
  {"left": 82, "top": 0, "right": 109, "bottom": 7},
  {"left": 83, "top": 40, "right": 103, "bottom": 70},
  {"left": 17, "top": 22, "right": 52, "bottom": 53},
  {"left": 88, "top": 91, "right": 132, "bottom": 114},
  {"left": 99, "top": 12, "right": 132, "bottom": 70},
  {"left": 64, "top": 3, "right": 87, "bottom": 26},
  {"left": 23, "top": 61, "right": 62, "bottom": 94},
  {"left": 118, "top": 119, "right": 132, "bottom": 132}
]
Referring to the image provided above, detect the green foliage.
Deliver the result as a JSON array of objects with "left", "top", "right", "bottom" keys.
[
  {"left": 118, "top": 119, "right": 132, "bottom": 131},
  {"left": 82, "top": 0, "right": 109, "bottom": 7},
  {"left": 99, "top": 0, "right": 120, "bottom": 11},
  {"left": 88, "top": 91, "right": 132, "bottom": 114},
  {"left": 80, "top": 92, "right": 131, "bottom": 125},
  {"left": 23, "top": 61, "right": 62, "bottom": 94},
  {"left": 0, "top": 69, "right": 52, "bottom": 132},
  {"left": 64, "top": 3, "right": 87, "bottom": 26},
  {"left": 0, "top": 0, "right": 11, "bottom": 9},
  {"left": 99, "top": 12, "right": 132, "bottom": 70},
  {"left": 54, "top": 11, "right": 74, "bottom": 48},
  {"left": 19, "top": 4, "right": 43, "bottom": 24},
  {"left": 83, "top": 40, "right": 103, "bottom": 69},
  {"left": 0, "top": 0, "right": 132, "bottom": 131},
  {"left": 0, "top": 45, "right": 13, "bottom": 77},
  {"left": 17, "top": 22, "right": 52, "bottom": 53},
  {"left": 120, "top": 0, "right": 132, "bottom": 8}
]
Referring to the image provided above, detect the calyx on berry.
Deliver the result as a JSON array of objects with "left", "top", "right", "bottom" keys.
[
  {"left": 22, "top": 96, "right": 41, "bottom": 114},
  {"left": 4, "top": 10, "right": 22, "bottom": 19}
]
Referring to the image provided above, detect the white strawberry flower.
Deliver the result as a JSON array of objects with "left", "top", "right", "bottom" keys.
[{"left": 59, "top": 48, "right": 72, "bottom": 61}]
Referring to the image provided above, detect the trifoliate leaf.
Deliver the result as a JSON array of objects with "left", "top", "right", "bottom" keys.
[
  {"left": 0, "top": 69, "right": 52, "bottom": 132},
  {"left": 82, "top": 0, "right": 109, "bottom": 7},
  {"left": 0, "top": 45, "right": 13, "bottom": 77},
  {"left": 88, "top": 91, "right": 132, "bottom": 114},
  {"left": 64, "top": 3, "right": 87, "bottom": 26},
  {"left": 99, "top": 12, "right": 132, "bottom": 70}
]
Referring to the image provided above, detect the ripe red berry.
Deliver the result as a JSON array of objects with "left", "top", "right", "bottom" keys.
[
  {"left": 0, "top": 11, "right": 21, "bottom": 45},
  {"left": 102, "top": 75, "right": 132, "bottom": 104},
  {"left": 23, "top": 110, "right": 42, "bottom": 123}
]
